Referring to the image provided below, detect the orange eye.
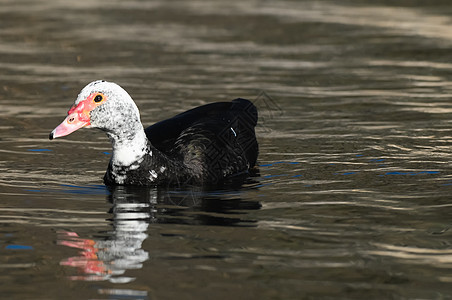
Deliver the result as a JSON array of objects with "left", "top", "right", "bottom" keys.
[{"left": 94, "top": 94, "right": 104, "bottom": 103}]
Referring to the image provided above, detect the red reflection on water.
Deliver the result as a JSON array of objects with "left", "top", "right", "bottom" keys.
[{"left": 58, "top": 231, "right": 110, "bottom": 280}]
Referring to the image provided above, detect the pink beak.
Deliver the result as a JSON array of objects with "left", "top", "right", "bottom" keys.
[{"left": 49, "top": 102, "right": 91, "bottom": 140}]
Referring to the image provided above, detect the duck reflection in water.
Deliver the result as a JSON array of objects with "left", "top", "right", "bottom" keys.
[{"left": 57, "top": 184, "right": 261, "bottom": 282}]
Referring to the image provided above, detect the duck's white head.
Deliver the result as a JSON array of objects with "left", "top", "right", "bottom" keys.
[{"left": 49, "top": 80, "right": 142, "bottom": 140}]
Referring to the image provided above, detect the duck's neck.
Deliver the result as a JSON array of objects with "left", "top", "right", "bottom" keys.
[
  {"left": 104, "top": 123, "right": 197, "bottom": 186},
  {"left": 107, "top": 125, "right": 148, "bottom": 167}
]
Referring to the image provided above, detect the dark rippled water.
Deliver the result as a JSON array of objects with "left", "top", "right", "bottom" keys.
[{"left": 2, "top": 0, "right": 452, "bottom": 299}]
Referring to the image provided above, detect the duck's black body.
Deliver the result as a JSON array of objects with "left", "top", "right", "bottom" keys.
[
  {"left": 50, "top": 80, "right": 258, "bottom": 187},
  {"left": 103, "top": 98, "right": 258, "bottom": 186}
]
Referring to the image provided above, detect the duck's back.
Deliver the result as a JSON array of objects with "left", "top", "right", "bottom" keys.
[{"left": 145, "top": 98, "right": 258, "bottom": 183}]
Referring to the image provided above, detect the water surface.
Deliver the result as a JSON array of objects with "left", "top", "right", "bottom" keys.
[{"left": 1, "top": 0, "right": 452, "bottom": 299}]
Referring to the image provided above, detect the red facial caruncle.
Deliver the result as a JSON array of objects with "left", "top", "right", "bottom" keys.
[{"left": 49, "top": 92, "right": 106, "bottom": 140}]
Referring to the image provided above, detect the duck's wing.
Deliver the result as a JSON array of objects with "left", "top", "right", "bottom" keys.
[{"left": 145, "top": 98, "right": 258, "bottom": 166}]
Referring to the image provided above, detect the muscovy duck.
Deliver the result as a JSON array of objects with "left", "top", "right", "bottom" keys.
[{"left": 49, "top": 80, "right": 258, "bottom": 186}]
